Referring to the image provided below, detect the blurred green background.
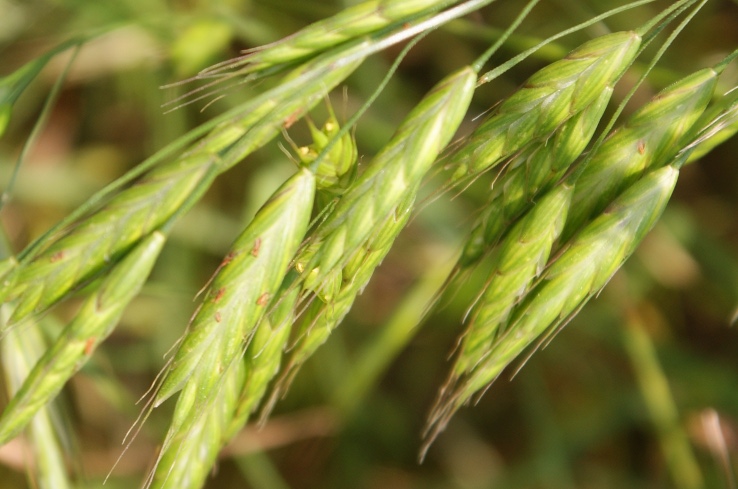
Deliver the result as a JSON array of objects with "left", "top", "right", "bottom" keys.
[{"left": 1, "top": 0, "right": 737, "bottom": 488}]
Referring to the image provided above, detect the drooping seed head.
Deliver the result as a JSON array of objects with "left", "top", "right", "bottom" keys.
[
  {"left": 155, "top": 169, "right": 315, "bottom": 406},
  {"left": 424, "top": 164, "right": 680, "bottom": 453},
  {"left": 304, "top": 67, "right": 477, "bottom": 287},
  {"left": 290, "top": 100, "right": 359, "bottom": 193},
  {"left": 563, "top": 67, "right": 718, "bottom": 240},
  {"left": 458, "top": 86, "right": 613, "bottom": 268},
  {"left": 0, "top": 232, "right": 165, "bottom": 445},
  {"left": 450, "top": 31, "right": 641, "bottom": 181}
]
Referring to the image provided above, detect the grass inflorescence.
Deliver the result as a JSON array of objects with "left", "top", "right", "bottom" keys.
[{"left": 1, "top": 0, "right": 737, "bottom": 487}]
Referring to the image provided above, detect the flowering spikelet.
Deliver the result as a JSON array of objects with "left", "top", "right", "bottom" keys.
[{"left": 301, "top": 67, "right": 476, "bottom": 300}]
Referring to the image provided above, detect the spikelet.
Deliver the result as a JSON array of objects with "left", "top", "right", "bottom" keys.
[
  {"left": 154, "top": 169, "right": 315, "bottom": 406},
  {"left": 449, "top": 31, "right": 640, "bottom": 183},
  {"left": 147, "top": 357, "right": 244, "bottom": 489},
  {"left": 265, "top": 190, "right": 416, "bottom": 410},
  {"left": 0, "top": 46, "right": 364, "bottom": 328},
  {"left": 300, "top": 67, "right": 477, "bottom": 301},
  {"left": 459, "top": 86, "right": 613, "bottom": 268},
  {"left": 199, "top": 0, "right": 454, "bottom": 78},
  {"left": 147, "top": 169, "right": 314, "bottom": 487},
  {"left": 0, "top": 232, "right": 165, "bottom": 445},
  {"left": 456, "top": 184, "right": 573, "bottom": 376},
  {"left": 562, "top": 67, "right": 718, "bottom": 240},
  {"left": 424, "top": 164, "right": 681, "bottom": 456}
]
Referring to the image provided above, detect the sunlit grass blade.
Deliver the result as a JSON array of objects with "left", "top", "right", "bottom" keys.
[{"left": 0, "top": 37, "right": 82, "bottom": 138}]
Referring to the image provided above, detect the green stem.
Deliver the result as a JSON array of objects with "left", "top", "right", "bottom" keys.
[
  {"left": 622, "top": 310, "right": 704, "bottom": 489},
  {"left": 637, "top": 0, "right": 699, "bottom": 37},
  {"left": 471, "top": 0, "right": 540, "bottom": 73},
  {"left": 1, "top": 40, "right": 83, "bottom": 213},
  {"left": 478, "top": 0, "right": 657, "bottom": 85}
]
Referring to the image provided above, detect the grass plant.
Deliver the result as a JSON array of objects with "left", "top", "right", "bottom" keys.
[{"left": 1, "top": 1, "right": 737, "bottom": 488}]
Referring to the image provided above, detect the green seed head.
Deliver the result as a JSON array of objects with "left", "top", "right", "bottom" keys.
[
  {"left": 0, "top": 232, "right": 165, "bottom": 445},
  {"left": 155, "top": 169, "right": 315, "bottom": 405},
  {"left": 458, "top": 86, "right": 614, "bottom": 269},
  {"left": 451, "top": 31, "right": 641, "bottom": 181},
  {"left": 563, "top": 67, "right": 718, "bottom": 240},
  {"left": 426, "top": 165, "right": 679, "bottom": 450}
]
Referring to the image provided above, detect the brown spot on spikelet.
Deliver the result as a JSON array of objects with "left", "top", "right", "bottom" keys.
[{"left": 251, "top": 238, "right": 262, "bottom": 257}]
